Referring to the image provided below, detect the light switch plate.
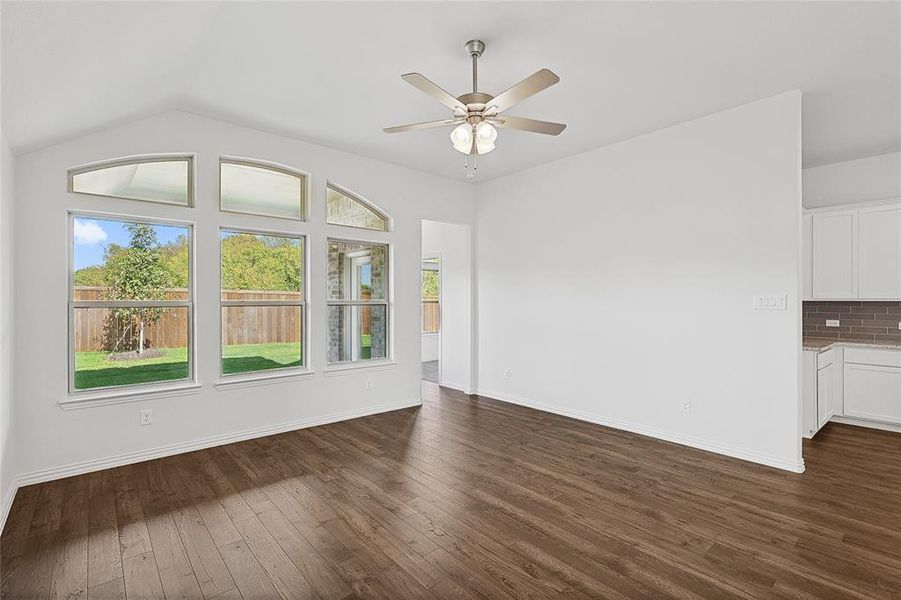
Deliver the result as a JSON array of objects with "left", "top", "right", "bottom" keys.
[{"left": 753, "top": 294, "right": 787, "bottom": 310}]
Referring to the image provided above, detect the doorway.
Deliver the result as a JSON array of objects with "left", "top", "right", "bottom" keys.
[{"left": 421, "top": 220, "right": 473, "bottom": 393}]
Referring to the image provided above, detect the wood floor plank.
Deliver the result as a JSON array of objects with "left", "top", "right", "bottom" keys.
[
  {"left": 87, "top": 576, "right": 126, "bottom": 600},
  {"left": 208, "top": 588, "right": 243, "bottom": 600},
  {"left": 159, "top": 458, "right": 236, "bottom": 598},
  {"left": 137, "top": 462, "right": 204, "bottom": 599},
  {"left": 112, "top": 465, "right": 153, "bottom": 560},
  {"left": 122, "top": 551, "right": 165, "bottom": 600},
  {"left": 50, "top": 476, "right": 89, "bottom": 600},
  {"left": 3, "top": 382, "right": 901, "bottom": 599},
  {"left": 87, "top": 471, "right": 123, "bottom": 589},
  {"left": 218, "top": 540, "right": 282, "bottom": 600},
  {"left": 257, "top": 508, "right": 352, "bottom": 600},
  {"left": 3, "top": 480, "right": 66, "bottom": 599},
  {"left": 233, "top": 516, "right": 318, "bottom": 599},
  {"left": 170, "top": 453, "right": 243, "bottom": 548}
]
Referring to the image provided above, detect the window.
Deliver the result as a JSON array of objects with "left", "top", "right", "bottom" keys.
[
  {"left": 220, "top": 230, "right": 305, "bottom": 376},
  {"left": 70, "top": 214, "right": 193, "bottom": 392},
  {"left": 220, "top": 159, "right": 306, "bottom": 220},
  {"left": 326, "top": 185, "right": 388, "bottom": 231},
  {"left": 422, "top": 258, "right": 440, "bottom": 333},
  {"left": 327, "top": 239, "right": 389, "bottom": 364},
  {"left": 69, "top": 156, "right": 193, "bottom": 206}
]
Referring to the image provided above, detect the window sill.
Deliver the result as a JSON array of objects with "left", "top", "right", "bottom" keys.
[
  {"left": 215, "top": 369, "right": 315, "bottom": 390},
  {"left": 60, "top": 382, "right": 203, "bottom": 410},
  {"left": 324, "top": 360, "right": 397, "bottom": 376}
]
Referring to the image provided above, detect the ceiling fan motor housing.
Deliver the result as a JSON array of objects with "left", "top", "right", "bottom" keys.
[{"left": 464, "top": 39, "right": 485, "bottom": 58}]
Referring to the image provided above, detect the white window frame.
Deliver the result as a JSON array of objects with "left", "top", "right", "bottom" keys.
[
  {"left": 218, "top": 227, "right": 309, "bottom": 382},
  {"left": 67, "top": 154, "right": 195, "bottom": 207},
  {"left": 219, "top": 157, "right": 309, "bottom": 222},
  {"left": 325, "top": 182, "right": 391, "bottom": 232},
  {"left": 67, "top": 211, "right": 196, "bottom": 397},
  {"left": 326, "top": 237, "right": 391, "bottom": 366}
]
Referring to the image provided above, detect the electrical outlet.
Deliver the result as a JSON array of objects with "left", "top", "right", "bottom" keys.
[
  {"left": 503, "top": 368, "right": 511, "bottom": 380},
  {"left": 897, "top": 321, "right": 901, "bottom": 330},
  {"left": 365, "top": 378, "right": 373, "bottom": 390},
  {"left": 140, "top": 408, "right": 152, "bottom": 426},
  {"left": 680, "top": 397, "right": 691, "bottom": 414},
  {"left": 826, "top": 319, "right": 840, "bottom": 328}
]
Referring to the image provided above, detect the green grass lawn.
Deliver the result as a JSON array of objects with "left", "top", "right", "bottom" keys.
[
  {"left": 222, "top": 342, "right": 302, "bottom": 375},
  {"left": 75, "top": 342, "right": 303, "bottom": 390}
]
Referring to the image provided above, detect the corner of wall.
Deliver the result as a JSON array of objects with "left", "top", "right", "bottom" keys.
[{"left": 0, "top": 132, "right": 19, "bottom": 533}]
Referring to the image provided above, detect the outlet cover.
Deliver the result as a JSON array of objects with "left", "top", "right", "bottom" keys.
[
  {"left": 826, "top": 319, "right": 840, "bottom": 328},
  {"left": 753, "top": 294, "right": 787, "bottom": 310},
  {"left": 503, "top": 368, "right": 511, "bottom": 380},
  {"left": 680, "top": 398, "right": 691, "bottom": 414},
  {"left": 140, "top": 408, "right": 152, "bottom": 426}
]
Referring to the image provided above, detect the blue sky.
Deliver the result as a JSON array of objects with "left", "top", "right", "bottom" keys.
[{"left": 73, "top": 217, "right": 186, "bottom": 270}]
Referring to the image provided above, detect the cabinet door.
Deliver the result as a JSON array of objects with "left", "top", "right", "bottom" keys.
[
  {"left": 812, "top": 211, "right": 858, "bottom": 299},
  {"left": 802, "top": 213, "right": 813, "bottom": 301},
  {"left": 816, "top": 364, "right": 833, "bottom": 428},
  {"left": 844, "top": 364, "right": 901, "bottom": 424},
  {"left": 858, "top": 204, "right": 901, "bottom": 299},
  {"left": 802, "top": 351, "right": 818, "bottom": 438}
]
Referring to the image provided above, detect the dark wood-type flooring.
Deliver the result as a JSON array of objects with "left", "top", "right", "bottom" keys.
[{"left": 2, "top": 382, "right": 901, "bottom": 599}]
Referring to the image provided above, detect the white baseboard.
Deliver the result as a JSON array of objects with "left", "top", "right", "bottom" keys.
[
  {"left": 437, "top": 379, "right": 470, "bottom": 394},
  {"left": 477, "top": 388, "right": 805, "bottom": 474},
  {"left": 830, "top": 416, "right": 901, "bottom": 434},
  {"left": 0, "top": 480, "right": 19, "bottom": 536},
  {"left": 16, "top": 398, "right": 422, "bottom": 487}
]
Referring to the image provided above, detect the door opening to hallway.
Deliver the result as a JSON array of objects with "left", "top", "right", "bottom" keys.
[{"left": 421, "top": 220, "right": 472, "bottom": 393}]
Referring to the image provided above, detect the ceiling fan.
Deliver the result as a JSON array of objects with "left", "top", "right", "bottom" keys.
[{"left": 384, "top": 39, "right": 565, "bottom": 164}]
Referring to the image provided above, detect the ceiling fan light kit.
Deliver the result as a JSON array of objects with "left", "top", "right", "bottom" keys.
[{"left": 385, "top": 39, "right": 566, "bottom": 177}]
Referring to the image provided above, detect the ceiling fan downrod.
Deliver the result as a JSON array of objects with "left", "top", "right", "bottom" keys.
[{"left": 465, "top": 39, "right": 485, "bottom": 94}]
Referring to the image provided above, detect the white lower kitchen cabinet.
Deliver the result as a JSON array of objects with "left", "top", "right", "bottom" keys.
[
  {"left": 803, "top": 345, "right": 901, "bottom": 436},
  {"left": 802, "top": 348, "right": 838, "bottom": 438},
  {"left": 844, "top": 348, "right": 901, "bottom": 424}
]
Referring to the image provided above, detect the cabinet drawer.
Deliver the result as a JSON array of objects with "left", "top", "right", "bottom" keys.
[
  {"left": 844, "top": 347, "right": 901, "bottom": 368},
  {"left": 817, "top": 348, "right": 836, "bottom": 369}
]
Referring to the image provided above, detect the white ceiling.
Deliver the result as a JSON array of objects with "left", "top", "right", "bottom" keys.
[{"left": 3, "top": 1, "right": 899, "bottom": 182}]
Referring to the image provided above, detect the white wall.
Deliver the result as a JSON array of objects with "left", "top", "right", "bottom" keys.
[
  {"left": 803, "top": 152, "right": 901, "bottom": 208},
  {"left": 421, "top": 333, "right": 439, "bottom": 362},
  {"left": 475, "top": 91, "right": 804, "bottom": 472},
  {"left": 0, "top": 134, "right": 16, "bottom": 521},
  {"left": 422, "top": 220, "right": 473, "bottom": 392},
  {"left": 13, "top": 111, "right": 474, "bottom": 482}
]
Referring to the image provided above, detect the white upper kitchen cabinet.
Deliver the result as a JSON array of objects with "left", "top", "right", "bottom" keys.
[
  {"left": 858, "top": 204, "right": 901, "bottom": 298},
  {"left": 812, "top": 210, "right": 858, "bottom": 299}
]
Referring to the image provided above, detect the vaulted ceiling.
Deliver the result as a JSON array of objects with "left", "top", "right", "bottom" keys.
[{"left": 3, "top": 1, "right": 899, "bottom": 181}]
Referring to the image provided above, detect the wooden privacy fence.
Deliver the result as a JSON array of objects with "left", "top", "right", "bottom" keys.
[
  {"left": 73, "top": 287, "right": 303, "bottom": 352},
  {"left": 422, "top": 300, "right": 439, "bottom": 333}
]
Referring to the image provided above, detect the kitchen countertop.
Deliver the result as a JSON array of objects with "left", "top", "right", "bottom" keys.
[{"left": 803, "top": 338, "right": 901, "bottom": 352}]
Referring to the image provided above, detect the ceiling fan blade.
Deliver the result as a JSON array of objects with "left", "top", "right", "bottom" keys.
[
  {"left": 401, "top": 73, "right": 468, "bottom": 112},
  {"left": 486, "top": 69, "right": 560, "bottom": 114},
  {"left": 491, "top": 115, "right": 566, "bottom": 135},
  {"left": 383, "top": 119, "right": 461, "bottom": 133}
]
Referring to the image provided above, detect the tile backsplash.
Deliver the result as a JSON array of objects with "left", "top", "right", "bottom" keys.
[{"left": 803, "top": 301, "right": 901, "bottom": 343}]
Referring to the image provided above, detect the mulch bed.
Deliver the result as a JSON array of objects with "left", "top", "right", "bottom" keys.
[{"left": 106, "top": 348, "right": 166, "bottom": 361}]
